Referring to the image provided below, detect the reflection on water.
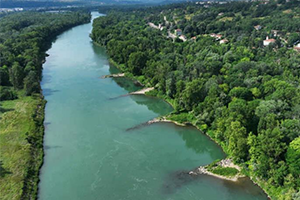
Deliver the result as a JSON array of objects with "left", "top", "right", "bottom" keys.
[
  {"left": 130, "top": 95, "right": 173, "bottom": 116},
  {"left": 112, "top": 77, "right": 142, "bottom": 93},
  {"left": 108, "top": 67, "right": 173, "bottom": 116},
  {"left": 177, "top": 125, "right": 226, "bottom": 157},
  {"left": 162, "top": 171, "right": 267, "bottom": 199},
  {"left": 42, "top": 88, "right": 59, "bottom": 97}
]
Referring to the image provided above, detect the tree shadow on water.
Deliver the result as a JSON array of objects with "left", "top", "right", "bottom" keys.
[
  {"left": 0, "top": 161, "right": 12, "bottom": 178},
  {"left": 42, "top": 88, "right": 59, "bottom": 97}
]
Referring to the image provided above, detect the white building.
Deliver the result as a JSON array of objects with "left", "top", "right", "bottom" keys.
[{"left": 263, "top": 36, "right": 276, "bottom": 46}]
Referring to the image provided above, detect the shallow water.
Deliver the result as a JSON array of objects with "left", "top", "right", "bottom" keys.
[{"left": 38, "top": 12, "right": 268, "bottom": 200}]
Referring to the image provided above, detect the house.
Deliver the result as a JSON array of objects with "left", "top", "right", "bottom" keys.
[
  {"left": 263, "top": 36, "right": 276, "bottom": 46},
  {"left": 158, "top": 24, "right": 164, "bottom": 31},
  {"left": 210, "top": 33, "right": 222, "bottom": 40},
  {"left": 218, "top": 12, "right": 224, "bottom": 16},
  {"left": 215, "top": 34, "right": 222, "bottom": 40},
  {"left": 254, "top": 25, "right": 262, "bottom": 31},
  {"left": 179, "top": 35, "right": 187, "bottom": 42},
  {"left": 294, "top": 43, "right": 300, "bottom": 52},
  {"left": 175, "top": 29, "right": 182, "bottom": 36},
  {"left": 191, "top": 36, "right": 197, "bottom": 41},
  {"left": 220, "top": 39, "right": 229, "bottom": 44}
]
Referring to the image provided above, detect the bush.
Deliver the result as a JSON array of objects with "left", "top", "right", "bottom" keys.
[
  {"left": 0, "top": 87, "right": 17, "bottom": 101},
  {"left": 145, "top": 89, "right": 158, "bottom": 96},
  {"left": 168, "top": 112, "right": 195, "bottom": 123},
  {"left": 210, "top": 166, "right": 239, "bottom": 177}
]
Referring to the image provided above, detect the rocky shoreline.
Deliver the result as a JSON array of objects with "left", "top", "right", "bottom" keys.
[
  {"left": 130, "top": 87, "right": 154, "bottom": 95},
  {"left": 188, "top": 159, "right": 244, "bottom": 182},
  {"left": 101, "top": 69, "right": 272, "bottom": 199},
  {"left": 100, "top": 73, "right": 125, "bottom": 78},
  {"left": 147, "top": 117, "right": 187, "bottom": 126}
]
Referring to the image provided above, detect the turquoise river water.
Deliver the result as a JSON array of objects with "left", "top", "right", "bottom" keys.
[{"left": 38, "top": 12, "right": 268, "bottom": 200}]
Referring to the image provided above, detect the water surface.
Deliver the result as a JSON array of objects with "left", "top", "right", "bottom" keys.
[{"left": 38, "top": 12, "right": 268, "bottom": 200}]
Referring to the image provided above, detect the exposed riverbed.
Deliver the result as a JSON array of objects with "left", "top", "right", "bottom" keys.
[{"left": 38, "top": 12, "right": 268, "bottom": 200}]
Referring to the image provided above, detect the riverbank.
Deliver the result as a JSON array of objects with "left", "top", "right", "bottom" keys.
[
  {"left": 130, "top": 87, "right": 154, "bottom": 95},
  {"left": 147, "top": 117, "right": 245, "bottom": 182},
  {"left": 188, "top": 159, "right": 243, "bottom": 181},
  {"left": 102, "top": 60, "right": 273, "bottom": 199},
  {"left": 0, "top": 12, "right": 91, "bottom": 200},
  {"left": 0, "top": 95, "right": 45, "bottom": 200},
  {"left": 148, "top": 116, "right": 187, "bottom": 126},
  {"left": 101, "top": 73, "right": 125, "bottom": 78}
]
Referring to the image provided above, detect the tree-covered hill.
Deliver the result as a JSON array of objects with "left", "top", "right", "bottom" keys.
[{"left": 91, "top": 1, "right": 300, "bottom": 199}]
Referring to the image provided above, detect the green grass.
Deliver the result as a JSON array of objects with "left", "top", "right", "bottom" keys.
[
  {"left": 167, "top": 112, "right": 195, "bottom": 124},
  {"left": 209, "top": 166, "right": 239, "bottom": 177},
  {"left": 0, "top": 94, "right": 45, "bottom": 200},
  {"left": 219, "top": 17, "right": 233, "bottom": 22}
]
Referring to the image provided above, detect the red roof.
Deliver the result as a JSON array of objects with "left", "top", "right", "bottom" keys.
[
  {"left": 264, "top": 39, "right": 276, "bottom": 42},
  {"left": 294, "top": 47, "right": 300, "bottom": 51}
]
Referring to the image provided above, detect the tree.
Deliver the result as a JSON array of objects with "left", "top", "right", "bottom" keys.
[
  {"left": 24, "top": 71, "right": 39, "bottom": 96},
  {"left": 127, "top": 52, "right": 148, "bottom": 75},
  {"left": 0, "top": 65, "right": 10, "bottom": 86},
  {"left": 286, "top": 137, "right": 300, "bottom": 185},
  {"left": 9, "top": 62, "right": 24, "bottom": 89},
  {"left": 227, "top": 121, "right": 249, "bottom": 162},
  {"left": 180, "top": 79, "right": 205, "bottom": 111},
  {"left": 229, "top": 87, "right": 253, "bottom": 101}
]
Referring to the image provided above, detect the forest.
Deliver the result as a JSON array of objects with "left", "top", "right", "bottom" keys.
[
  {"left": 0, "top": 11, "right": 90, "bottom": 200},
  {"left": 91, "top": 1, "right": 300, "bottom": 199}
]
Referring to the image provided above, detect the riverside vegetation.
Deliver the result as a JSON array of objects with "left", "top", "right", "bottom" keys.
[
  {"left": 0, "top": 11, "right": 90, "bottom": 200},
  {"left": 91, "top": 1, "right": 300, "bottom": 199}
]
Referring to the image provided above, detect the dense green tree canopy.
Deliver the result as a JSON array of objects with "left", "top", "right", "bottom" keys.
[
  {"left": 0, "top": 11, "right": 90, "bottom": 98},
  {"left": 92, "top": 1, "right": 300, "bottom": 199}
]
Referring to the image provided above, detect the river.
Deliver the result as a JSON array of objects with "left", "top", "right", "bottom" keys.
[{"left": 38, "top": 12, "right": 268, "bottom": 200}]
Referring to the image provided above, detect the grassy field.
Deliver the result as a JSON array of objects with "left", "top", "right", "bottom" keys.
[{"left": 0, "top": 94, "right": 45, "bottom": 200}]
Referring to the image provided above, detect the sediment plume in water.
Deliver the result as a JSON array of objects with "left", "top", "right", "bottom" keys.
[
  {"left": 126, "top": 118, "right": 159, "bottom": 132},
  {"left": 108, "top": 94, "right": 130, "bottom": 100},
  {"left": 126, "top": 121, "right": 151, "bottom": 132},
  {"left": 162, "top": 170, "right": 197, "bottom": 194}
]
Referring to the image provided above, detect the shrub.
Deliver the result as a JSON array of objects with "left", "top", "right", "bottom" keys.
[
  {"left": 210, "top": 166, "right": 239, "bottom": 177},
  {"left": 0, "top": 87, "right": 17, "bottom": 101}
]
